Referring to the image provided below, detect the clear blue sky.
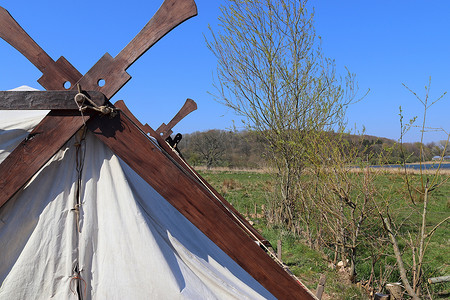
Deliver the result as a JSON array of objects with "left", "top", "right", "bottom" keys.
[{"left": 0, "top": 0, "right": 448, "bottom": 143}]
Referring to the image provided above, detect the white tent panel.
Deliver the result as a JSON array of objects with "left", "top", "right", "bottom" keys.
[
  {"left": 0, "top": 111, "right": 77, "bottom": 299},
  {"left": 0, "top": 111, "right": 275, "bottom": 299}
]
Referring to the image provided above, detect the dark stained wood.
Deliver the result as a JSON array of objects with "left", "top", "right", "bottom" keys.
[
  {"left": 0, "top": 0, "right": 197, "bottom": 208},
  {"left": 87, "top": 112, "right": 314, "bottom": 300},
  {"left": 149, "top": 125, "right": 273, "bottom": 247},
  {"left": 76, "top": 0, "right": 197, "bottom": 99},
  {"left": 0, "top": 6, "right": 89, "bottom": 209},
  {"left": 174, "top": 155, "right": 274, "bottom": 248},
  {"left": 114, "top": 100, "right": 146, "bottom": 129},
  {"left": 0, "top": 111, "right": 91, "bottom": 208},
  {"left": 0, "top": 0, "right": 311, "bottom": 292},
  {"left": 0, "top": 6, "right": 82, "bottom": 90},
  {"left": 114, "top": 100, "right": 271, "bottom": 248},
  {"left": 0, "top": 90, "right": 106, "bottom": 110},
  {"left": 0, "top": 0, "right": 196, "bottom": 97},
  {"left": 0, "top": 7, "right": 88, "bottom": 209},
  {"left": 156, "top": 98, "right": 197, "bottom": 139},
  {"left": 315, "top": 274, "right": 326, "bottom": 300}
]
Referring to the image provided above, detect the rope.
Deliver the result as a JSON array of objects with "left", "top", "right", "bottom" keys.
[
  {"left": 74, "top": 84, "right": 117, "bottom": 117},
  {"left": 71, "top": 94, "right": 89, "bottom": 299},
  {"left": 74, "top": 128, "right": 87, "bottom": 232},
  {"left": 70, "top": 273, "right": 87, "bottom": 297},
  {"left": 71, "top": 203, "right": 81, "bottom": 233}
]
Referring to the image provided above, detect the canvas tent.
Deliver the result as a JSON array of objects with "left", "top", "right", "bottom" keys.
[
  {"left": 0, "top": 0, "right": 317, "bottom": 297},
  {"left": 0, "top": 88, "right": 316, "bottom": 299},
  {"left": 0, "top": 100, "right": 268, "bottom": 299}
]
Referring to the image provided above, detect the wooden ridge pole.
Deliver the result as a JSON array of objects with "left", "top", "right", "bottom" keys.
[
  {"left": 0, "top": 112, "right": 90, "bottom": 208},
  {"left": 114, "top": 100, "right": 272, "bottom": 248},
  {"left": 0, "top": 0, "right": 197, "bottom": 208},
  {"left": 87, "top": 111, "right": 315, "bottom": 300}
]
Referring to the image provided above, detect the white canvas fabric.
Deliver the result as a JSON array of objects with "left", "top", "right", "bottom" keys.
[{"left": 0, "top": 109, "right": 275, "bottom": 299}]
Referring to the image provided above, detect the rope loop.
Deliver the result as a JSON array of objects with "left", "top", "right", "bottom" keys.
[{"left": 73, "top": 84, "right": 117, "bottom": 117}]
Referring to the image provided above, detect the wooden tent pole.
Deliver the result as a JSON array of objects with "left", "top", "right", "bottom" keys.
[
  {"left": 87, "top": 111, "right": 315, "bottom": 300},
  {"left": 114, "top": 100, "right": 272, "bottom": 248},
  {"left": 0, "top": 112, "right": 90, "bottom": 208}
]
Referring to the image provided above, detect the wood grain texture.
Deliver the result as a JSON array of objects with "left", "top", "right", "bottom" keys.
[
  {"left": 114, "top": 100, "right": 271, "bottom": 247},
  {"left": 88, "top": 111, "right": 314, "bottom": 299},
  {"left": 0, "top": 0, "right": 197, "bottom": 207},
  {"left": 156, "top": 98, "right": 197, "bottom": 139},
  {"left": 0, "top": 6, "right": 82, "bottom": 90},
  {"left": 0, "top": 111, "right": 90, "bottom": 208},
  {"left": 78, "top": 0, "right": 198, "bottom": 99},
  {"left": 0, "top": 90, "right": 106, "bottom": 110}
]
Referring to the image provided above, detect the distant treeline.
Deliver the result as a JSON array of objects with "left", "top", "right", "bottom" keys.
[
  {"left": 178, "top": 130, "right": 267, "bottom": 169},
  {"left": 178, "top": 129, "right": 448, "bottom": 168}
]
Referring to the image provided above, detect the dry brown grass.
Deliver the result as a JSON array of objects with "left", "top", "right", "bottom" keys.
[
  {"left": 194, "top": 166, "right": 273, "bottom": 173},
  {"left": 194, "top": 165, "right": 450, "bottom": 175},
  {"left": 221, "top": 178, "right": 242, "bottom": 194},
  {"left": 352, "top": 167, "right": 450, "bottom": 175}
]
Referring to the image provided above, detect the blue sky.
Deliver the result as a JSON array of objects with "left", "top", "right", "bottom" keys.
[{"left": 0, "top": 0, "right": 449, "bottom": 143}]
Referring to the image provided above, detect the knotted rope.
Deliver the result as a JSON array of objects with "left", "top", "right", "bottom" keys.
[{"left": 74, "top": 84, "right": 117, "bottom": 117}]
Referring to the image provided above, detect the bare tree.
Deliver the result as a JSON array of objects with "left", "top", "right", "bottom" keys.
[
  {"left": 378, "top": 80, "right": 450, "bottom": 299},
  {"left": 206, "top": 0, "right": 357, "bottom": 229},
  {"left": 303, "top": 131, "right": 380, "bottom": 283},
  {"left": 191, "top": 130, "right": 226, "bottom": 169}
]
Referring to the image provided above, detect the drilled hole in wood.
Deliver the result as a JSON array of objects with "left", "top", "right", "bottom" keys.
[
  {"left": 63, "top": 81, "right": 71, "bottom": 89},
  {"left": 97, "top": 79, "right": 106, "bottom": 87}
]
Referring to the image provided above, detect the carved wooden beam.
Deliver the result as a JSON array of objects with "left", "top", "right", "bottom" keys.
[
  {"left": 0, "top": 112, "right": 91, "bottom": 208},
  {"left": 71, "top": 0, "right": 197, "bottom": 98},
  {"left": 0, "top": 90, "right": 106, "bottom": 110},
  {"left": 0, "top": 0, "right": 197, "bottom": 208},
  {"left": 0, "top": 0, "right": 197, "bottom": 92},
  {"left": 114, "top": 100, "right": 272, "bottom": 248},
  {"left": 156, "top": 98, "right": 197, "bottom": 139},
  {"left": 87, "top": 111, "right": 314, "bottom": 300},
  {"left": 0, "top": 6, "right": 82, "bottom": 90}
]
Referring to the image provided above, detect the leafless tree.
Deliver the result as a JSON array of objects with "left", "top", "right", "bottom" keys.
[
  {"left": 191, "top": 130, "right": 226, "bottom": 169},
  {"left": 378, "top": 80, "right": 450, "bottom": 298},
  {"left": 206, "top": 0, "right": 357, "bottom": 229}
]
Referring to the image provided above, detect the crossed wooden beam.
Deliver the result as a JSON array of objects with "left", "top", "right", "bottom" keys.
[{"left": 0, "top": 1, "right": 315, "bottom": 299}]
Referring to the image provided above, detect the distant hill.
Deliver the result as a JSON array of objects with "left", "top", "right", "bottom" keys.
[{"left": 177, "top": 129, "right": 446, "bottom": 169}]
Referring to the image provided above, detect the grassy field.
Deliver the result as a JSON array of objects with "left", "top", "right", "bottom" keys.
[{"left": 198, "top": 168, "right": 450, "bottom": 299}]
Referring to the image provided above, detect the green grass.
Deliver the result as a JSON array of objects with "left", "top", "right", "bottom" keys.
[
  {"left": 383, "top": 174, "right": 450, "bottom": 277},
  {"left": 199, "top": 170, "right": 273, "bottom": 214},
  {"left": 197, "top": 169, "right": 450, "bottom": 299},
  {"left": 199, "top": 170, "right": 367, "bottom": 298}
]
